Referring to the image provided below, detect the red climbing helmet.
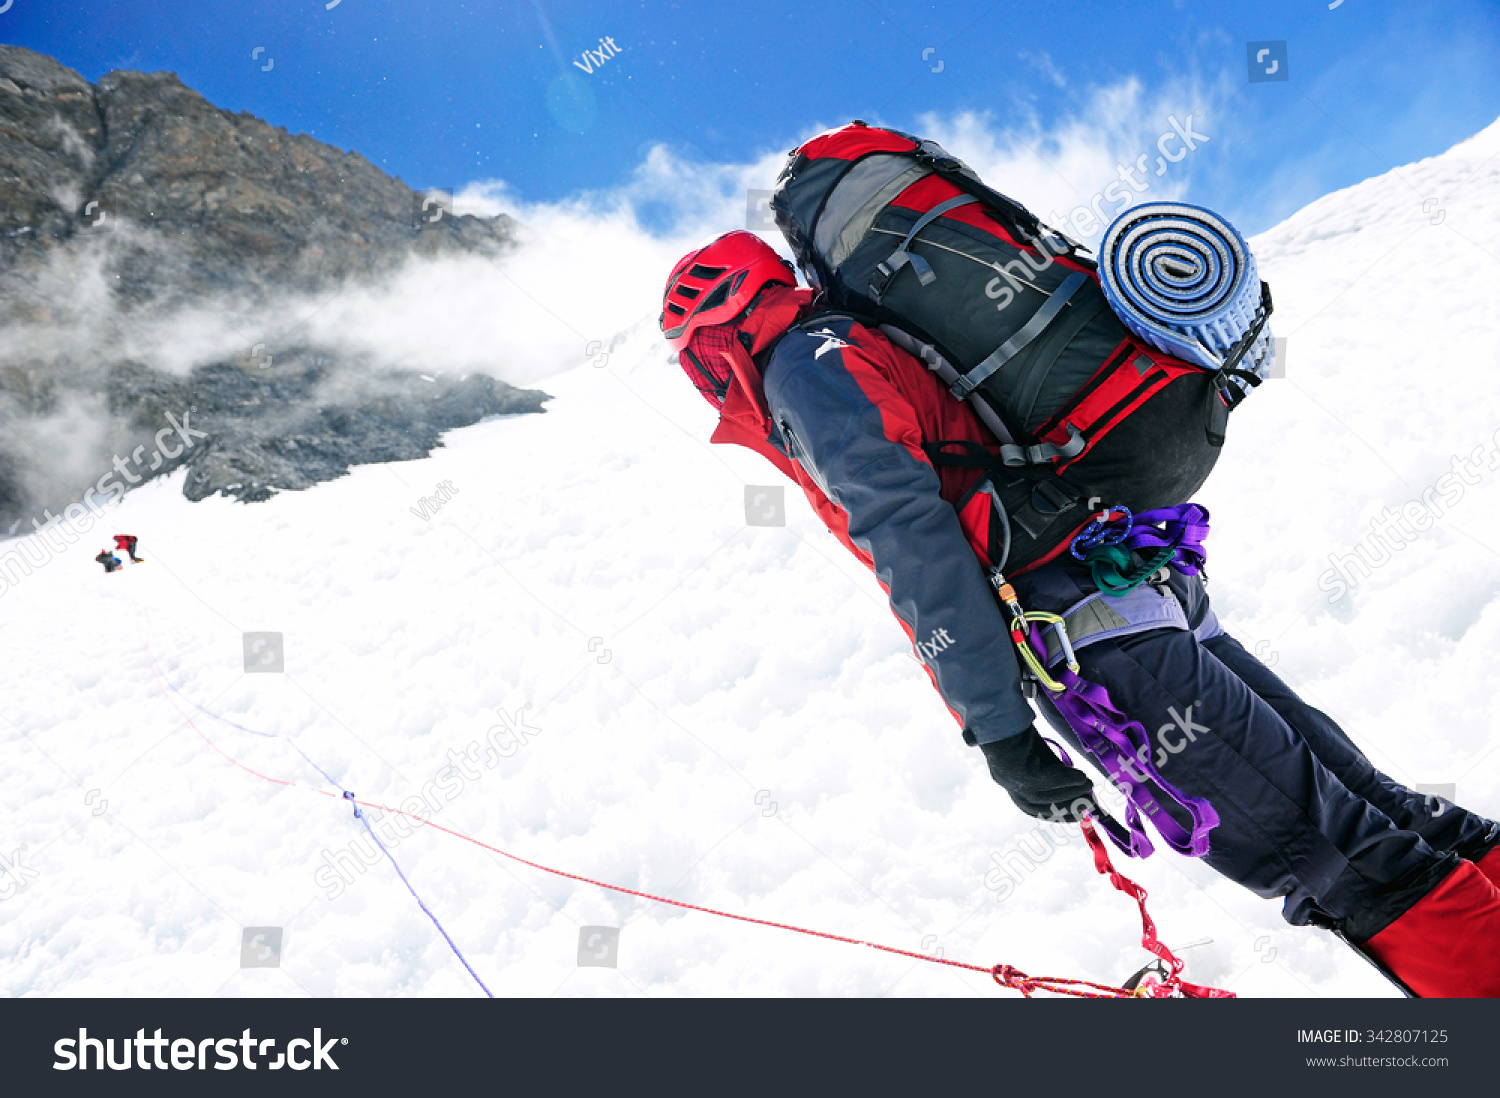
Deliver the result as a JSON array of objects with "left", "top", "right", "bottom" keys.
[{"left": 659, "top": 231, "right": 796, "bottom": 352}]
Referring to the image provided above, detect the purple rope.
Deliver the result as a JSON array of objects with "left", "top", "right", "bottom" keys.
[
  {"left": 342, "top": 792, "right": 495, "bottom": 998},
  {"left": 152, "top": 654, "right": 495, "bottom": 997},
  {"left": 169, "top": 687, "right": 346, "bottom": 790}
]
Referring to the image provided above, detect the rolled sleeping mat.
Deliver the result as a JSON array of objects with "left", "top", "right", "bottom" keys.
[{"left": 1097, "top": 202, "right": 1272, "bottom": 396}]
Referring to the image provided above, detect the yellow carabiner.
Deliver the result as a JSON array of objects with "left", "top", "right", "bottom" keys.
[
  {"left": 1009, "top": 610, "right": 1079, "bottom": 694},
  {"left": 993, "top": 569, "right": 1079, "bottom": 694}
]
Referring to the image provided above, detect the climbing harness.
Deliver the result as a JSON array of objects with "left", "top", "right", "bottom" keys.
[{"left": 992, "top": 503, "right": 1220, "bottom": 858}]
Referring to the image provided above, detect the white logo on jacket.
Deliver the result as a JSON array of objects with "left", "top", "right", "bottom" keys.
[
  {"left": 808, "top": 328, "right": 851, "bottom": 359},
  {"left": 915, "top": 627, "right": 955, "bottom": 662}
]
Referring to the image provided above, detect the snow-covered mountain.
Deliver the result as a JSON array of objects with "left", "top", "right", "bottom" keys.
[{"left": 3, "top": 116, "right": 1499, "bottom": 998}]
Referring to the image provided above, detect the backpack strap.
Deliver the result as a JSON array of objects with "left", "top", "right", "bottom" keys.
[
  {"left": 790, "top": 308, "right": 874, "bottom": 333},
  {"left": 1006, "top": 288, "right": 1112, "bottom": 430},
  {"left": 810, "top": 303, "right": 1087, "bottom": 469},
  {"left": 948, "top": 271, "right": 1090, "bottom": 400},
  {"left": 1199, "top": 281, "right": 1274, "bottom": 446},
  {"left": 923, "top": 439, "right": 1090, "bottom": 570},
  {"left": 1208, "top": 281, "right": 1274, "bottom": 414},
  {"left": 999, "top": 424, "right": 1086, "bottom": 468},
  {"left": 868, "top": 194, "right": 979, "bottom": 300}
]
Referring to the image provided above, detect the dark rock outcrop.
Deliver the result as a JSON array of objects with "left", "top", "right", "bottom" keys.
[{"left": 0, "top": 45, "right": 548, "bottom": 531}]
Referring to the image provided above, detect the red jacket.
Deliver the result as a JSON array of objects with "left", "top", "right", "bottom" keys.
[{"left": 708, "top": 289, "right": 1034, "bottom": 742}]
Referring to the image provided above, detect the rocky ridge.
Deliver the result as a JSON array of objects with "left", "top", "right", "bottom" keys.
[{"left": 0, "top": 45, "right": 548, "bottom": 531}]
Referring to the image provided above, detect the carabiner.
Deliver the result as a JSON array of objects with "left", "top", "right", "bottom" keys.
[
  {"left": 1035, "top": 611, "right": 1080, "bottom": 674},
  {"left": 1009, "top": 610, "right": 1078, "bottom": 694}
]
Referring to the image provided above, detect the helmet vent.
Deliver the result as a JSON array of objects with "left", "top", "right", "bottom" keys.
[
  {"left": 687, "top": 264, "right": 727, "bottom": 280},
  {"left": 699, "top": 282, "right": 731, "bottom": 311}
]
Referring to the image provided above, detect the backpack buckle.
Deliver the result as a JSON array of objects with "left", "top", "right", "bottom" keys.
[
  {"left": 914, "top": 140, "right": 962, "bottom": 173},
  {"left": 1030, "top": 479, "right": 1076, "bottom": 516},
  {"left": 948, "top": 373, "right": 978, "bottom": 399}
]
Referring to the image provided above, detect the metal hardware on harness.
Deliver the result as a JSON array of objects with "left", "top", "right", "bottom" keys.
[
  {"left": 990, "top": 568, "right": 1079, "bottom": 693},
  {"left": 999, "top": 423, "right": 1087, "bottom": 468}
]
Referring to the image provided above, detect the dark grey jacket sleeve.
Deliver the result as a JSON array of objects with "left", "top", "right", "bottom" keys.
[{"left": 761, "top": 326, "right": 1035, "bottom": 743}]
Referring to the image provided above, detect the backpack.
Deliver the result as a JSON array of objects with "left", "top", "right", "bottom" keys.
[{"left": 768, "top": 121, "right": 1258, "bottom": 574}]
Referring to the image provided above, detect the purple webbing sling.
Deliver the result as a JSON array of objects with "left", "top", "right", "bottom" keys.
[
  {"left": 1123, "top": 503, "right": 1210, "bottom": 575},
  {"left": 1033, "top": 503, "right": 1218, "bottom": 859}
]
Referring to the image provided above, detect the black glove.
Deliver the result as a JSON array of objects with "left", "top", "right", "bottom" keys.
[{"left": 979, "top": 725, "right": 1097, "bottom": 822}]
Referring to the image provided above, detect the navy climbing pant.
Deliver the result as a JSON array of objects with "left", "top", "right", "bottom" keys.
[{"left": 1016, "top": 563, "right": 1500, "bottom": 941}]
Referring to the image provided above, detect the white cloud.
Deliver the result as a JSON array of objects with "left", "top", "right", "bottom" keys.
[
  {"left": 907, "top": 72, "right": 1234, "bottom": 247},
  {"left": 1017, "top": 50, "right": 1067, "bottom": 90}
]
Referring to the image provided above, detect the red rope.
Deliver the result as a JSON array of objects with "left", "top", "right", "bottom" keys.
[
  {"left": 140, "top": 642, "right": 1233, "bottom": 998},
  {"left": 1073, "top": 817, "right": 1235, "bottom": 999}
]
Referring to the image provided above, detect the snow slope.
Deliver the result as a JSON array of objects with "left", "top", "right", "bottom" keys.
[{"left": 3, "top": 117, "right": 1500, "bottom": 998}]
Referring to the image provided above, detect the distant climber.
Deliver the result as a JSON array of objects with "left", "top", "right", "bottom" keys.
[
  {"left": 95, "top": 550, "right": 122, "bottom": 574},
  {"left": 112, "top": 534, "right": 143, "bottom": 563}
]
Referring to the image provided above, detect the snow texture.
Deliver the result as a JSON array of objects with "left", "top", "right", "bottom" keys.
[{"left": 3, "top": 117, "right": 1500, "bottom": 998}]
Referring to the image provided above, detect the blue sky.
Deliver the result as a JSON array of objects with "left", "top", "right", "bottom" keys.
[{"left": 4, "top": 0, "right": 1500, "bottom": 237}]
